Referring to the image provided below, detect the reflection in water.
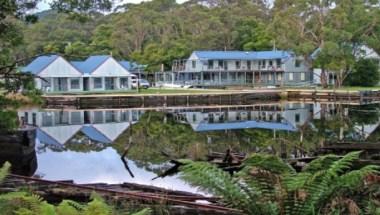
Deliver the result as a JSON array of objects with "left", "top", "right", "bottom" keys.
[{"left": 16, "top": 102, "right": 380, "bottom": 192}]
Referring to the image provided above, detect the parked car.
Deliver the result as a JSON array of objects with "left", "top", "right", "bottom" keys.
[{"left": 131, "top": 79, "right": 150, "bottom": 89}]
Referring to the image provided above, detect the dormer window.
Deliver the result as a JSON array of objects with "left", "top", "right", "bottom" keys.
[{"left": 192, "top": 60, "right": 196, "bottom": 68}]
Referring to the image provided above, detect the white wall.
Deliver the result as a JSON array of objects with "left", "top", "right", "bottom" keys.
[
  {"left": 39, "top": 57, "right": 82, "bottom": 77},
  {"left": 92, "top": 58, "right": 131, "bottom": 77}
]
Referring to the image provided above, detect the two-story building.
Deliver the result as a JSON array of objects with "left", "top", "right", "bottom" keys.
[
  {"left": 22, "top": 55, "right": 140, "bottom": 93},
  {"left": 156, "top": 50, "right": 312, "bottom": 87}
]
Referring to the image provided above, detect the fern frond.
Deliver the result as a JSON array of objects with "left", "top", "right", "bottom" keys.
[
  {"left": 0, "top": 162, "right": 10, "bottom": 183},
  {"left": 303, "top": 154, "right": 339, "bottom": 173},
  {"left": 179, "top": 161, "right": 258, "bottom": 213},
  {"left": 336, "top": 165, "right": 379, "bottom": 190},
  {"left": 83, "top": 193, "right": 113, "bottom": 215},
  {"left": 241, "top": 153, "right": 296, "bottom": 175}
]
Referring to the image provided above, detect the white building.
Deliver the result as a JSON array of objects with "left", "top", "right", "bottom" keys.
[
  {"left": 22, "top": 55, "right": 138, "bottom": 93},
  {"left": 157, "top": 50, "right": 312, "bottom": 87}
]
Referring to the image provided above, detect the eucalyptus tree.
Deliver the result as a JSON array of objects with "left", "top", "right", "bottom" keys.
[{"left": 271, "top": 0, "right": 380, "bottom": 88}]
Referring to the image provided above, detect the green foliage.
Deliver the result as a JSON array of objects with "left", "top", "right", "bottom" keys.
[
  {"left": 0, "top": 163, "right": 151, "bottom": 215},
  {"left": 179, "top": 151, "right": 380, "bottom": 215},
  {"left": 345, "top": 58, "right": 380, "bottom": 87}
]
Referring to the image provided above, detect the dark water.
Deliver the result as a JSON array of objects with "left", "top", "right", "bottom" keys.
[{"left": 9, "top": 102, "right": 380, "bottom": 193}]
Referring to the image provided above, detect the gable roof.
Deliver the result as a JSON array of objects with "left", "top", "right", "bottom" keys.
[
  {"left": 76, "top": 55, "right": 111, "bottom": 74},
  {"left": 80, "top": 125, "right": 112, "bottom": 144},
  {"left": 22, "top": 55, "right": 59, "bottom": 74},
  {"left": 192, "top": 50, "right": 292, "bottom": 60}
]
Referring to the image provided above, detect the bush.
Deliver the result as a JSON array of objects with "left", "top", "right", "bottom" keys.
[{"left": 345, "top": 58, "right": 380, "bottom": 87}]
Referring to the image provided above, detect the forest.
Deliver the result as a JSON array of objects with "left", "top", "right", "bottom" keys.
[{"left": 3, "top": 0, "right": 377, "bottom": 87}]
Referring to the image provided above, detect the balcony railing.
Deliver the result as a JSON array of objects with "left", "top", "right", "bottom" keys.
[{"left": 172, "top": 59, "right": 285, "bottom": 72}]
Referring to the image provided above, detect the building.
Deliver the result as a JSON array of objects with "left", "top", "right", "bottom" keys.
[
  {"left": 22, "top": 55, "right": 139, "bottom": 93},
  {"left": 19, "top": 109, "right": 143, "bottom": 148},
  {"left": 156, "top": 50, "right": 312, "bottom": 87},
  {"left": 173, "top": 103, "right": 312, "bottom": 132}
]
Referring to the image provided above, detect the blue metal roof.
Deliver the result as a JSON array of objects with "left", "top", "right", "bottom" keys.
[
  {"left": 36, "top": 128, "right": 62, "bottom": 146},
  {"left": 80, "top": 126, "right": 112, "bottom": 144},
  {"left": 70, "top": 61, "right": 84, "bottom": 70},
  {"left": 22, "top": 55, "right": 59, "bottom": 74},
  {"left": 77, "top": 55, "right": 110, "bottom": 74},
  {"left": 193, "top": 50, "right": 292, "bottom": 60},
  {"left": 194, "top": 120, "right": 297, "bottom": 132}
]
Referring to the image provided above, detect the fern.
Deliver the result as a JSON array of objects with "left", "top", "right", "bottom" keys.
[
  {"left": 179, "top": 151, "right": 379, "bottom": 215},
  {"left": 0, "top": 162, "right": 10, "bottom": 183}
]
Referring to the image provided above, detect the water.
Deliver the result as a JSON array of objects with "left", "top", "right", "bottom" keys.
[{"left": 7, "top": 102, "right": 380, "bottom": 193}]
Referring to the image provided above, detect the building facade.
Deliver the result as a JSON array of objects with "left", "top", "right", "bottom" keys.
[
  {"left": 22, "top": 55, "right": 139, "bottom": 93},
  {"left": 156, "top": 50, "right": 313, "bottom": 87}
]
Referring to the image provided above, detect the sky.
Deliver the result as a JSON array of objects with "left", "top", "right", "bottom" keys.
[{"left": 36, "top": 0, "right": 189, "bottom": 11}]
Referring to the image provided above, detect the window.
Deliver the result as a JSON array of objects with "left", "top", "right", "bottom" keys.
[
  {"left": 295, "top": 113, "right": 300, "bottom": 123},
  {"left": 105, "top": 111, "right": 116, "bottom": 123},
  {"left": 93, "top": 78, "right": 103, "bottom": 89},
  {"left": 247, "top": 61, "right": 251, "bottom": 70},
  {"left": 269, "top": 60, "right": 273, "bottom": 67},
  {"left": 218, "top": 60, "right": 223, "bottom": 68},
  {"left": 277, "top": 73, "right": 283, "bottom": 81},
  {"left": 208, "top": 60, "right": 214, "bottom": 69},
  {"left": 93, "top": 111, "right": 103, "bottom": 123},
  {"left": 42, "top": 112, "right": 53, "bottom": 127},
  {"left": 32, "top": 113, "right": 36, "bottom": 126},
  {"left": 121, "top": 111, "right": 129, "bottom": 122},
  {"left": 192, "top": 60, "right": 196, "bottom": 68},
  {"left": 300, "top": 72, "right": 306, "bottom": 81},
  {"left": 295, "top": 59, "right": 302, "bottom": 67},
  {"left": 261, "top": 60, "right": 266, "bottom": 68},
  {"left": 71, "top": 112, "right": 82, "bottom": 124},
  {"left": 288, "top": 72, "right": 294, "bottom": 81},
  {"left": 120, "top": 78, "right": 128, "bottom": 89},
  {"left": 235, "top": 61, "right": 241, "bottom": 69},
  {"left": 70, "top": 78, "right": 80, "bottom": 90},
  {"left": 276, "top": 59, "right": 282, "bottom": 68}
]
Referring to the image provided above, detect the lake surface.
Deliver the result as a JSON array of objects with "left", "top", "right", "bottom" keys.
[{"left": 8, "top": 102, "right": 380, "bottom": 193}]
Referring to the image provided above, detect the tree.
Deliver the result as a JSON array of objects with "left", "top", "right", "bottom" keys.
[
  {"left": 346, "top": 58, "right": 380, "bottom": 87},
  {"left": 271, "top": 0, "right": 380, "bottom": 88},
  {"left": 178, "top": 151, "right": 380, "bottom": 215}
]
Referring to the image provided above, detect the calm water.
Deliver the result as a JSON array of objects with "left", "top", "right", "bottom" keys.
[{"left": 7, "top": 102, "right": 380, "bottom": 193}]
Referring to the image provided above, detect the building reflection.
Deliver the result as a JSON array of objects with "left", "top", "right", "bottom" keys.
[{"left": 18, "top": 109, "right": 143, "bottom": 150}]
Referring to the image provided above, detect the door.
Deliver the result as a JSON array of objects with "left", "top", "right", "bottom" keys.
[
  {"left": 83, "top": 77, "right": 89, "bottom": 91},
  {"left": 105, "top": 77, "right": 115, "bottom": 90}
]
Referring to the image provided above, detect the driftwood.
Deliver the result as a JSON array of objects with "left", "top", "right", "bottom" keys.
[{"left": 2, "top": 174, "right": 240, "bottom": 215}]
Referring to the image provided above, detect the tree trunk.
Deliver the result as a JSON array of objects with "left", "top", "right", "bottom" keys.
[{"left": 320, "top": 68, "right": 328, "bottom": 88}]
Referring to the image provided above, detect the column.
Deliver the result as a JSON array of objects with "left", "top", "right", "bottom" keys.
[
  {"left": 219, "top": 71, "right": 222, "bottom": 86},
  {"left": 115, "top": 77, "right": 120, "bottom": 90},
  {"left": 66, "top": 78, "right": 70, "bottom": 92},
  {"left": 102, "top": 77, "right": 106, "bottom": 91},
  {"left": 201, "top": 71, "right": 204, "bottom": 86}
]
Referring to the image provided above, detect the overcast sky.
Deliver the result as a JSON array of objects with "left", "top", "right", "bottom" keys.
[{"left": 37, "top": 0, "right": 189, "bottom": 11}]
